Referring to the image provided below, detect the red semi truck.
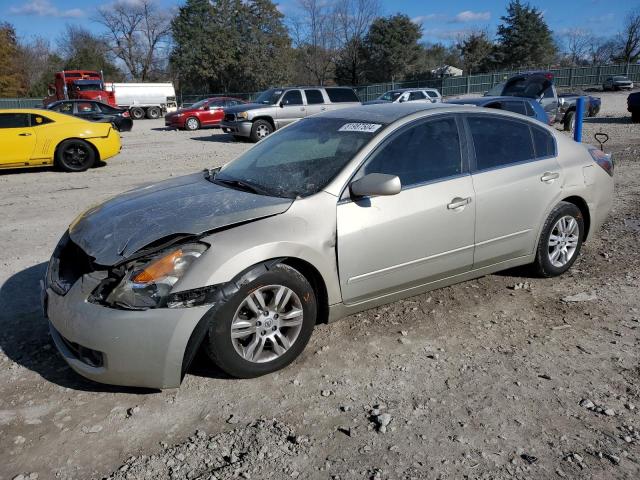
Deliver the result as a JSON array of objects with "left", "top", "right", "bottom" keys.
[{"left": 44, "top": 70, "right": 116, "bottom": 107}]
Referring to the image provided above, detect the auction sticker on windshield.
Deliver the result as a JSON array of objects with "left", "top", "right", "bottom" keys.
[{"left": 338, "top": 123, "right": 382, "bottom": 133}]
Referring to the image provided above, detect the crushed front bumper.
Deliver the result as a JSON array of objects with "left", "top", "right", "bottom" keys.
[
  {"left": 220, "top": 120, "right": 252, "bottom": 137},
  {"left": 43, "top": 273, "right": 212, "bottom": 389}
]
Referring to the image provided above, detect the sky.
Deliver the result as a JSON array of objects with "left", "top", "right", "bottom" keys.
[{"left": 2, "top": 0, "right": 638, "bottom": 46}]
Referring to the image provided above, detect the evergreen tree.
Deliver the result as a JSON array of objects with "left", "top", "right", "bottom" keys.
[
  {"left": 457, "top": 32, "right": 496, "bottom": 74},
  {"left": 0, "top": 23, "right": 27, "bottom": 97},
  {"left": 362, "top": 14, "right": 422, "bottom": 83},
  {"left": 495, "top": 1, "right": 557, "bottom": 68}
]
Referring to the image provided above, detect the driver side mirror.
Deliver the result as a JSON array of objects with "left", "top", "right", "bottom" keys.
[
  {"left": 559, "top": 97, "right": 566, "bottom": 107},
  {"left": 350, "top": 173, "right": 401, "bottom": 198}
]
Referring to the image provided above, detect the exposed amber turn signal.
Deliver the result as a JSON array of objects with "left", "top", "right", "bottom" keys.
[{"left": 133, "top": 249, "right": 182, "bottom": 284}]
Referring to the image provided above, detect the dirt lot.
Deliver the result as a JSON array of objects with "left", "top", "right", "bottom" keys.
[{"left": 1, "top": 91, "right": 639, "bottom": 480}]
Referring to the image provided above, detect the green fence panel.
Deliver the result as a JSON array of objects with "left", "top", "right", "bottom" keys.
[{"left": 0, "top": 98, "right": 44, "bottom": 109}]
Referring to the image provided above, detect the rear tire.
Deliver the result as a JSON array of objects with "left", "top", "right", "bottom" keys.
[
  {"left": 205, "top": 263, "right": 317, "bottom": 378},
  {"left": 531, "top": 202, "right": 584, "bottom": 278},
  {"left": 146, "top": 106, "right": 161, "bottom": 119},
  {"left": 632, "top": 111, "right": 640, "bottom": 123},
  {"left": 130, "top": 107, "right": 145, "bottom": 120},
  {"left": 249, "top": 119, "right": 273, "bottom": 142},
  {"left": 55, "top": 139, "right": 96, "bottom": 172}
]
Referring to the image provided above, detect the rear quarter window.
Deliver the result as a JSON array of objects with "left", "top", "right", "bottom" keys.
[
  {"left": 467, "top": 115, "right": 535, "bottom": 170},
  {"left": 531, "top": 127, "right": 556, "bottom": 158},
  {"left": 30, "top": 114, "right": 53, "bottom": 126},
  {"left": 325, "top": 88, "right": 359, "bottom": 103}
]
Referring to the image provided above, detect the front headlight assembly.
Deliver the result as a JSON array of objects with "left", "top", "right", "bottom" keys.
[
  {"left": 236, "top": 111, "right": 249, "bottom": 120},
  {"left": 103, "top": 243, "right": 209, "bottom": 310}
]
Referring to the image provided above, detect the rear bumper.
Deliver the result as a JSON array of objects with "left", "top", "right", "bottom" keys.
[
  {"left": 220, "top": 120, "right": 252, "bottom": 137},
  {"left": 43, "top": 274, "right": 211, "bottom": 389}
]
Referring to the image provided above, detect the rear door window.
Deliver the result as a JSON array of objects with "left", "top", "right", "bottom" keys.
[
  {"left": 0, "top": 113, "right": 30, "bottom": 128},
  {"left": 325, "top": 88, "right": 359, "bottom": 103},
  {"left": 304, "top": 89, "right": 325, "bottom": 105},
  {"left": 408, "top": 91, "right": 427, "bottom": 101},
  {"left": 426, "top": 91, "right": 439, "bottom": 98},
  {"left": 281, "top": 90, "right": 303, "bottom": 106},
  {"left": 77, "top": 102, "right": 99, "bottom": 113},
  {"left": 361, "top": 116, "right": 463, "bottom": 187},
  {"left": 467, "top": 115, "right": 535, "bottom": 170}
]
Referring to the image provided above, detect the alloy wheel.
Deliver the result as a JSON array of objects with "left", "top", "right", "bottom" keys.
[
  {"left": 186, "top": 118, "right": 198, "bottom": 130},
  {"left": 256, "top": 124, "right": 270, "bottom": 138},
  {"left": 230, "top": 285, "right": 304, "bottom": 363},
  {"left": 62, "top": 145, "right": 89, "bottom": 168},
  {"left": 548, "top": 215, "right": 579, "bottom": 267}
]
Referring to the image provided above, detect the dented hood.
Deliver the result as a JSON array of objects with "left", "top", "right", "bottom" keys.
[{"left": 68, "top": 172, "right": 293, "bottom": 266}]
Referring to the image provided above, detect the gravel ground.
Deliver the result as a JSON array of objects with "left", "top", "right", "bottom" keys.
[{"left": 1, "top": 91, "right": 639, "bottom": 480}]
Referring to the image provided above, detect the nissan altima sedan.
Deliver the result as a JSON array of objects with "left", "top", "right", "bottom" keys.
[{"left": 43, "top": 103, "right": 614, "bottom": 388}]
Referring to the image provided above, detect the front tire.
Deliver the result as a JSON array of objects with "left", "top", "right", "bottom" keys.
[
  {"left": 563, "top": 110, "right": 575, "bottom": 132},
  {"left": 55, "top": 139, "right": 96, "bottom": 172},
  {"left": 632, "top": 111, "right": 640, "bottom": 123},
  {"left": 185, "top": 117, "right": 200, "bottom": 131},
  {"left": 249, "top": 119, "right": 273, "bottom": 142},
  {"left": 531, "top": 202, "right": 584, "bottom": 277},
  {"left": 205, "top": 263, "right": 317, "bottom": 378}
]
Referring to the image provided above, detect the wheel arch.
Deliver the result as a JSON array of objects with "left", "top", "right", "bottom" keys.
[
  {"left": 252, "top": 116, "right": 276, "bottom": 130},
  {"left": 561, "top": 195, "right": 591, "bottom": 241},
  {"left": 179, "top": 256, "right": 331, "bottom": 379},
  {"left": 54, "top": 137, "right": 101, "bottom": 165}
]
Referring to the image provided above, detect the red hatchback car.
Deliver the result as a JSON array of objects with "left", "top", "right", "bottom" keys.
[{"left": 165, "top": 97, "right": 246, "bottom": 130}]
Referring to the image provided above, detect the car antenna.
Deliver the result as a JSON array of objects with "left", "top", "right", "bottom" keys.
[{"left": 594, "top": 133, "right": 609, "bottom": 152}]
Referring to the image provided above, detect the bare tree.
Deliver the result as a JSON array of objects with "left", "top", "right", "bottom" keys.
[
  {"left": 289, "top": 0, "right": 340, "bottom": 85},
  {"left": 586, "top": 35, "right": 616, "bottom": 65},
  {"left": 334, "top": 0, "right": 380, "bottom": 84},
  {"left": 95, "top": 0, "right": 171, "bottom": 81},
  {"left": 615, "top": 8, "right": 640, "bottom": 63},
  {"left": 563, "top": 28, "right": 591, "bottom": 65}
]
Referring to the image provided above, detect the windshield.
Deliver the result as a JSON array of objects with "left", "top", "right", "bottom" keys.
[
  {"left": 188, "top": 99, "right": 208, "bottom": 109},
  {"left": 216, "top": 117, "right": 383, "bottom": 198},
  {"left": 74, "top": 82, "right": 102, "bottom": 91},
  {"left": 254, "top": 88, "right": 283, "bottom": 105},
  {"left": 379, "top": 91, "right": 402, "bottom": 102}
]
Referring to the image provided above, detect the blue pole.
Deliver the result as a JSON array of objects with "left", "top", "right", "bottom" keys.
[{"left": 574, "top": 96, "right": 584, "bottom": 142}]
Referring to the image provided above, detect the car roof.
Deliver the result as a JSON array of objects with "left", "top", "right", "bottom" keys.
[
  {"left": 0, "top": 108, "right": 77, "bottom": 121},
  {"left": 316, "top": 103, "right": 464, "bottom": 123},
  {"left": 446, "top": 96, "right": 531, "bottom": 106},
  {"left": 387, "top": 88, "right": 438, "bottom": 93}
]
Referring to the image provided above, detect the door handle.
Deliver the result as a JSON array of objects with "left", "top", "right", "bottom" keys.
[
  {"left": 18, "top": 132, "right": 32, "bottom": 136},
  {"left": 540, "top": 171, "right": 560, "bottom": 183},
  {"left": 447, "top": 197, "right": 472, "bottom": 210}
]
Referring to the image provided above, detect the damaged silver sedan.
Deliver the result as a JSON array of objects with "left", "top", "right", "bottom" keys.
[{"left": 43, "top": 103, "right": 614, "bottom": 388}]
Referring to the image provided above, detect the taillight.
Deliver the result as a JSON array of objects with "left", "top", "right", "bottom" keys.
[
  {"left": 122, "top": 111, "right": 130, "bottom": 118},
  {"left": 588, "top": 147, "right": 614, "bottom": 176}
]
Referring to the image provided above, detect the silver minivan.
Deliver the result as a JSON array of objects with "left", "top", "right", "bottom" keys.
[
  {"left": 220, "top": 87, "right": 361, "bottom": 142},
  {"left": 44, "top": 103, "right": 614, "bottom": 388}
]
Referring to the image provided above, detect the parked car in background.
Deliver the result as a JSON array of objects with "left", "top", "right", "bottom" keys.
[
  {"left": 446, "top": 96, "right": 549, "bottom": 124},
  {"left": 364, "top": 88, "right": 442, "bottom": 105},
  {"left": 42, "top": 103, "right": 614, "bottom": 388},
  {"left": 487, "top": 72, "right": 600, "bottom": 131},
  {"left": 0, "top": 109, "right": 120, "bottom": 172},
  {"left": 603, "top": 76, "right": 634, "bottom": 91},
  {"left": 628, "top": 92, "right": 640, "bottom": 122},
  {"left": 47, "top": 99, "right": 133, "bottom": 132},
  {"left": 220, "top": 87, "right": 361, "bottom": 142},
  {"left": 165, "top": 97, "right": 246, "bottom": 131}
]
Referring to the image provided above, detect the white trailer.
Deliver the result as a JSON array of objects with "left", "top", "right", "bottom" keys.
[{"left": 104, "top": 82, "right": 178, "bottom": 119}]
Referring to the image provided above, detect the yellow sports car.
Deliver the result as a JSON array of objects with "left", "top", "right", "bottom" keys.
[{"left": 0, "top": 109, "right": 121, "bottom": 172}]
